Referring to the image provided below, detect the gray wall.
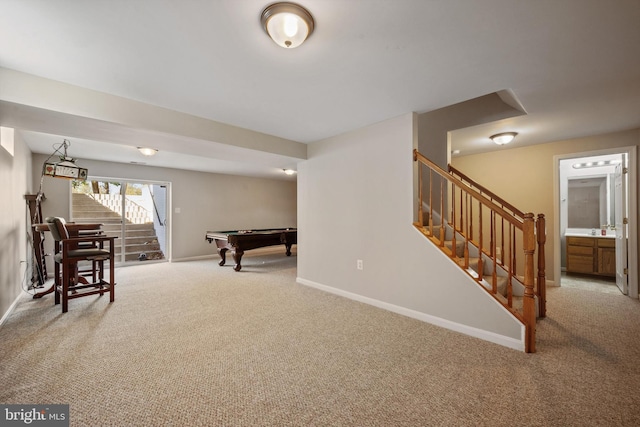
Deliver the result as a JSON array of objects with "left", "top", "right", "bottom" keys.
[
  {"left": 0, "top": 132, "right": 32, "bottom": 319},
  {"left": 297, "top": 113, "right": 523, "bottom": 349},
  {"left": 32, "top": 154, "right": 297, "bottom": 266}
]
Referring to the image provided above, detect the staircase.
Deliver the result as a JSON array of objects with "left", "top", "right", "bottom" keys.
[
  {"left": 72, "top": 193, "right": 164, "bottom": 262},
  {"left": 413, "top": 149, "right": 546, "bottom": 353}
]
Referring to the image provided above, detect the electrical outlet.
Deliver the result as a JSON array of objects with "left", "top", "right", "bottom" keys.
[{"left": 357, "top": 259, "right": 363, "bottom": 270}]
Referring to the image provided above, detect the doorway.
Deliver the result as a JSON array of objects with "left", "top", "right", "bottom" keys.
[
  {"left": 554, "top": 147, "right": 638, "bottom": 298},
  {"left": 70, "top": 178, "right": 170, "bottom": 265}
]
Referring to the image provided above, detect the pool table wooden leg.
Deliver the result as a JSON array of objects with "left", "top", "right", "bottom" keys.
[
  {"left": 232, "top": 250, "right": 244, "bottom": 271},
  {"left": 217, "top": 248, "right": 228, "bottom": 266},
  {"left": 285, "top": 244, "right": 292, "bottom": 256}
]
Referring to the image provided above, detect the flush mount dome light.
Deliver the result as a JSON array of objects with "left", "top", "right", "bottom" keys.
[
  {"left": 490, "top": 132, "right": 517, "bottom": 145},
  {"left": 261, "top": 2, "right": 315, "bottom": 48}
]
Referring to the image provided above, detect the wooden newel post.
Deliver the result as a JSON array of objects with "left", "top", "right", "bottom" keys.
[
  {"left": 523, "top": 213, "right": 536, "bottom": 353},
  {"left": 536, "top": 214, "right": 546, "bottom": 318}
]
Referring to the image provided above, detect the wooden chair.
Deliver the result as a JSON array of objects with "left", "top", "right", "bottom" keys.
[{"left": 45, "top": 217, "right": 116, "bottom": 313}]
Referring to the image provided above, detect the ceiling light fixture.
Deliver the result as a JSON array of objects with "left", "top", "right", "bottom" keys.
[
  {"left": 490, "top": 132, "right": 517, "bottom": 145},
  {"left": 261, "top": 2, "right": 315, "bottom": 48},
  {"left": 283, "top": 169, "right": 296, "bottom": 175},
  {"left": 137, "top": 147, "right": 158, "bottom": 156}
]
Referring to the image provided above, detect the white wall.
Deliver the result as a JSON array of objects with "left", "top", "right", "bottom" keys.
[
  {"left": 0, "top": 131, "right": 32, "bottom": 320},
  {"left": 297, "top": 113, "right": 523, "bottom": 350},
  {"left": 32, "top": 154, "right": 297, "bottom": 267}
]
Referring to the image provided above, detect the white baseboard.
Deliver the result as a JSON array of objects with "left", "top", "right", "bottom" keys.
[
  {"left": 296, "top": 277, "right": 525, "bottom": 352},
  {"left": 0, "top": 292, "right": 24, "bottom": 328}
]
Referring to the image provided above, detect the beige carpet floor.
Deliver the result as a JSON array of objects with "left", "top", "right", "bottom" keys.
[{"left": 1, "top": 249, "right": 640, "bottom": 426}]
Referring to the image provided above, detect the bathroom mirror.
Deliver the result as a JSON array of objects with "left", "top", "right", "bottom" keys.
[{"left": 567, "top": 175, "right": 614, "bottom": 228}]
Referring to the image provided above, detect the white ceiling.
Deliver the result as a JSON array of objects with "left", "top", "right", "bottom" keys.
[{"left": 1, "top": 0, "right": 640, "bottom": 178}]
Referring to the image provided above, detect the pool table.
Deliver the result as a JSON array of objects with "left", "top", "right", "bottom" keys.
[{"left": 205, "top": 228, "right": 297, "bottom": 271}]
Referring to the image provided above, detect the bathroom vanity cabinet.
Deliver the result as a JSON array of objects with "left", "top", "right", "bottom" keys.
[{"left": 566, "top": 236, "right": 616, "bottom": 277}]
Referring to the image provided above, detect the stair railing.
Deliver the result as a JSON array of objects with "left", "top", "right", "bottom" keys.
[
  {"left": 448, "top": 164, "right": 546, "bottom": 320},
  {"left": 151, "top": 192, "right": 165, "bottom": 227},
  {"left": 414, "top": 149, "right": 545, "bottom": 353}
]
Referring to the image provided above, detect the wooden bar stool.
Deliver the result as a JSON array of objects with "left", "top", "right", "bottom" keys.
[{"left": 45, "top": 217, "right": 117, "bottom": 313}]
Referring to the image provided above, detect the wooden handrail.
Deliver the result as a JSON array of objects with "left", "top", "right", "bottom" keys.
[
  {"left": 448, "top": 164, "right": 525, "bottom": 219},
  {"left": 414, "top": 149, "right": 545, "bottom": 353},
  {"left": 414, "top": 150, "right": 523, "bottom": 229}
]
